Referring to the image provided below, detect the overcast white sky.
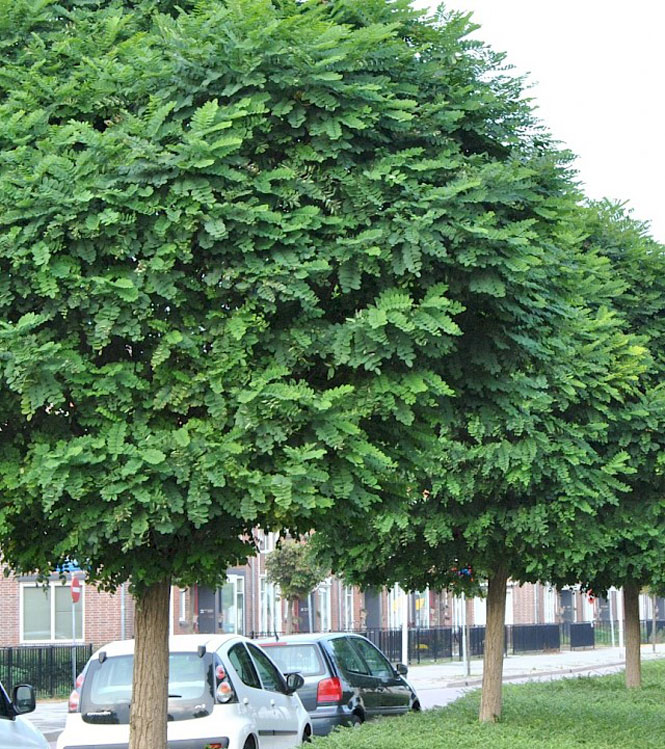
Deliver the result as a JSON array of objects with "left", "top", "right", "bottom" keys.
[{"left": 413, "top": 0, "right": 665, "bottom": 242}]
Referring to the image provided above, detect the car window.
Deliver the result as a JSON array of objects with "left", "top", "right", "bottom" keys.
[
  {"left": 330, "top": 637, "right": 369, "bottom": 675},
  {"left": 260, "top": 643, "right": 326, "bottom": 677},
  {"left": 349, "top": 638, "right": 394, "bottom": 678},
  {"left": 247, "top": 644, "right": 286, "bottom": 694},
  {"left": 228, "top": 644, "right": 261, "bottom": 690},
  {"left": 80, "top": 652, "right": 214, "bottom": 725},
  {"left": 0, "top": 682, "right": 11, "bottom": 719}
]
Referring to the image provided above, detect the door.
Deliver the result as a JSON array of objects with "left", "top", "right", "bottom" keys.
[
  {"left": 247, "top": 644, "right": 301, "bottom": 748},
  {"left": 226, "top": 643, "right": 273, "bottom": 746},
  {"left": 328, "top": 636, "right": 383, "bottom": 718},
  {"left": 349, "top": 637, "right": 411, "bottom": 716}
]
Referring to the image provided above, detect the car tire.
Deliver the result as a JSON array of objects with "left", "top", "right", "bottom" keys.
[
  {"left": 243, "top": 737, "right": 256, "bottom": 749},
  {"left": 302, "top": 726, "right": 312, "bottom": 743},
  {"left": 411, "top": 700, "right": 422, "bottom": 712},
  {"left": 349, "top": 713, "right": 363, "bottom": 727}
]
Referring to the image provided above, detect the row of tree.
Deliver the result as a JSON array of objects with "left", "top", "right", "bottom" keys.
[{"left": 1, "top": 0, "right": 663, "bottom": 744}]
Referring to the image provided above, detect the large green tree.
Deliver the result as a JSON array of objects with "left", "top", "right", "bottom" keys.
[
  {"left": 553, "top": 202, "right": 665, "bottom": 689},
  {"left": 0, "top": 0, "right": 551, "bottom": 743}
]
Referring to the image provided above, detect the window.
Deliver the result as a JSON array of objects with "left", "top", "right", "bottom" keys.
[
  {"left": 414, "top": 590, "right": 430, "bottom": 628},
  {"left": 544, "top": 586, "right": 556, "bottom": 624},
  {"left": 350, "top": 638, "right": 394, "bottom": 679},
  {"left": 330, "top": 637, "right": 368, "bottom": 675},
  {"left": 261, "top": 644, "right": 325, "bottom": 677},
  {"left": 257, "top": 530, "right": 276, "bottom": 554},
  {"left": 248, "top": 644, "right": 285, "bottom": 693},
  {"left": 259, "top": 576, "right": 280, "bottom": 634},
  {"left": 387, "top": 584, "right": 403, "bottom": 629},
  {"left": 21, "top": 582, "right": 84, "bottom": 642},
  {"left": 219, "top": 575, "right": 245, "bottom": 634},
  {"left": 343, "top": 586, "right": 354, "bottom": 631},
  {"left": 227, "top": 644, "right": 261, "bottom": 689},
  {"left": 317, "top": 578, "right": 332, "bottom": 632}
]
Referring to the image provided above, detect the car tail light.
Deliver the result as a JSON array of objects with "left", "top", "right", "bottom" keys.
[
  {"left": 317, "top": 676, "right": 342, "bottom": 704},
  {"left": 68, "top": 689, "right": 80, "bottom": 713}
]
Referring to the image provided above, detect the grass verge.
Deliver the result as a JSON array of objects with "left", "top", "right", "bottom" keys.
[{"left": 313, "top": 661, "right": 665, "bottom": 748}]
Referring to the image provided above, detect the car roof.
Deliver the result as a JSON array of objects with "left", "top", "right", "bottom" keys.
[
  {"left": 256, "top": 632, "right": 354, "bottom": 645},
  {"left": 91, "top": 633, "right": 248, "bottom": 659}
]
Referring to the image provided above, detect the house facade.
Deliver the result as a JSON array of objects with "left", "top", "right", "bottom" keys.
[{"left": 1, "top": 534, "right": 661, "bottom": 650}]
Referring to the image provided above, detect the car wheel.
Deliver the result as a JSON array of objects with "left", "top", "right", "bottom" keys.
[
  {"left": 301, "top": 726, "right": 312, "bottom": 743},
  {"left": 411, "top": 700, "right": 422, "bottom": 712},
  {"left": 243, "top": 737, "right": 256, "bottom": 749},
  {"left": 349, "top": 713, "right": 363, "bottom": 727}
]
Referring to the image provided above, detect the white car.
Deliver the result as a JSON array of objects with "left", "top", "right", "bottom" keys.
[
  {"left": 57, "top": 634, "right": 312, "bottom": 749},
  {"left": 0, "top": 680, "right": 48, "bottom": 748}
]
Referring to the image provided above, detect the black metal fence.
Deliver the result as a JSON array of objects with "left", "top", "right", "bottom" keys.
[
  {"left": 252, "top": 619, "right": 664, "bottom": 663},
  {"left": 0, "top": 644, "right": 93, "bottom": 698}
]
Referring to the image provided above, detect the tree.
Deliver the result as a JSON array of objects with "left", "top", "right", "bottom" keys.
[
  {"left": 0, "top": 0, "right": 530, "bottom": 743},
  {"left": 553, "top": 201, "right": 665, "bottom": 689},
  {"left": 308, "top": 15, "right": 650, "bottom": 724},
  {"left": 265, "top": 537, "right": 327, "bottom": 634}
]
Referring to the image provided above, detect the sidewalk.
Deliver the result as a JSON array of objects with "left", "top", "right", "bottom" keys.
[
  {"left": 407, "top": 643, "right": 665, "bottom": 690},
  {"left": 30, "top": 644, "right": 665, "bottom": 741}
]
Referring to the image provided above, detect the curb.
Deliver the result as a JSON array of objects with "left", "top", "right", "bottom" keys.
[{"left": 415, "top": 660, "right": 628, "bottom": 690}]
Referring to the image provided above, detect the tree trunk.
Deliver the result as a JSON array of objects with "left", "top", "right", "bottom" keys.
[
  {"left": 624, "top": 580, "right": 641, "bottom": 688},
  {"left": 129, "top": 579, "right": 171, "bottom": 749},
  {"left": 479, "top": 566, "right": 508, "bottom": 723}
]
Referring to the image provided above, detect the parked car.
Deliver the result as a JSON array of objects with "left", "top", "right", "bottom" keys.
[
  {"left": 58, "top": 634, "right": 312, "bottom": 749},
  {"left": 257, "top": 633, "right": 420, "bottom": 736},
  {"left": 0, "top": 679, "right": 48, "bottom": 748}
]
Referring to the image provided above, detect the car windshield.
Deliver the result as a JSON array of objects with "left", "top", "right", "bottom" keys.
[
  {"left": 80, "top": 652, "right": 215, "bottom": 724},
  {"left": 261, "top": 643, "right": 326, "bottom": 677}
]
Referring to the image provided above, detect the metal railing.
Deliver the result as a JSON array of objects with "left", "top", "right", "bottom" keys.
[
  {"left": 252, "top": 620, "right": 664, "bottom": 663},
  {"left": 0, "top": 644, "right": 93, "bottom": 698}
]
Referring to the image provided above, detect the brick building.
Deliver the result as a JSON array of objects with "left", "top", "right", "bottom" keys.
[{"left": 2, "top": 538, "right": 660, "bottom": 650}]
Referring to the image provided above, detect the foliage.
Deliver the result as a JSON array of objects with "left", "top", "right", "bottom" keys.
[
  {"left": 556, "top": 202, "right": 665, "bottom": 594},
  {"left": 0, "top": 0, "right": 553, "bottom": 596},
  {"left": 313, "top": 661, "right": 665, "bottom": 749},
  {"left": 265, "top": 537, "right": 327, "bottom": 602}
]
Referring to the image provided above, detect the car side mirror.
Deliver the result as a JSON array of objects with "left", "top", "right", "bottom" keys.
[
  {"left": 284, "top": 672, "right": 305, "bottom": 694},
  {"left": 395, "top": 663, "right": 408, "bottom": 677},
  {"left": 12, "top": 685, "right": 36, "bottom": 715}
]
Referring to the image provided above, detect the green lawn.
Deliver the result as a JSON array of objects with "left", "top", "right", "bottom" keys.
[{"left": 313, "top": 661, "right": 665, "bottom": 748}]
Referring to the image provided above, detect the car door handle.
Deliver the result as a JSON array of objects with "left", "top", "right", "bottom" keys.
[{"left": 270, "top": 699, "right": 276, "bottom": 706}]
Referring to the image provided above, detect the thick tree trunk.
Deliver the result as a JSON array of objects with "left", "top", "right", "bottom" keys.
[
  {"left": 129, "top": 579, "right": 171, "bottom": 749},
  {"left": 479, "top": 566, "right": 508, "bottom": 723},
  {"left": 624, "top": 580, "right": 641, "bottom": 688}
]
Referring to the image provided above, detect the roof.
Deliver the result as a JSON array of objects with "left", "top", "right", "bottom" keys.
[
  {"left": 91, "top": 633, "right": 246, "bottom": 659},
  {"left": 256, "top": 632, "right": 352, "bottom": 645}
]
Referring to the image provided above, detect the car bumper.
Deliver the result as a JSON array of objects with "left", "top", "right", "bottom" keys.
[{"left": 310, "top": 706, "right": 358, "bottom": 736}]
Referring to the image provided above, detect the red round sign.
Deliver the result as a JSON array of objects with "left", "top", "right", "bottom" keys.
[{"left": 71, "top": 576, "right": 82, "bottom": 604}]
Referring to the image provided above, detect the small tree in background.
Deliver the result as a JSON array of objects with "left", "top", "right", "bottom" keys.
[{"left": 265, "top": 537, "right": 328, "bottom": 634}]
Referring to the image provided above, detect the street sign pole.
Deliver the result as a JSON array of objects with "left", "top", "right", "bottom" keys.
[{"left": 71, "top": 575, "right": 82, "bottom": 687}]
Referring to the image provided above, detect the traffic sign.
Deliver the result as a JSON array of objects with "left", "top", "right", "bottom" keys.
[{"left": 71, "top": 576, "right": 82, "bottom": 604}]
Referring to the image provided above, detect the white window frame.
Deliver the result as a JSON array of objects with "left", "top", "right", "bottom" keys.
[
  {"left": 388, "top": 584, "right": 403, "bottom": 629},
  {"left": 20, "top": 581, "right": 85, "bottom": 644},
  {"left": 343, "top": 585, "right": 354, "bottom": 631},
  {"left": 317, "top": 578, "right": 332, "bottom": 632},
  {"left": 178, "top": 589, "right": 187, "bottom": 623},
  {"left": 544, "top": 586, "right": 557, "bottom": 624},
  {"left": 258, "top": 530, "right": 276, "bottom": 554},
  {"left": 259, "top": 575, "right": 280, "bottom": 634},
  {"left": 414, "top": 589, "right": 430, "bottom": 628}
]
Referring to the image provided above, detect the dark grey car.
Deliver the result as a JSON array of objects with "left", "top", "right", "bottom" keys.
[{"left": 257, "top": 633, "right": 420, "bottom": 736}]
